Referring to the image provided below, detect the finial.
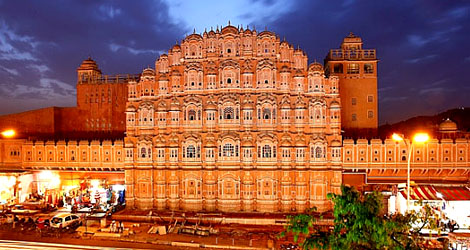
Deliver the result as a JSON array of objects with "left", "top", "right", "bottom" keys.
[
  {"left": 265, "top": 26, "right": 267, "bottom": 31},
  {"left": 193, "top": 28, "right": 196, "bottom": 34},
  {"left": 228, "top": 20, "right": 231, "bottom": 26},
  {"left": 210, "top": 26, "right": 213, "bottom": 31}
]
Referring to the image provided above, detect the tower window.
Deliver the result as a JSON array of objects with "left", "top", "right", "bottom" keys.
[
  {"left": 347, "top": 63, "right": 359, "bottom": 74},
  {"left": 367, "top": 95, "right": 373, "bottom": 103},
  {"left": 368, "top": 110, "right": 374, "bottom": 118},
  {"left": 364, "top": 63, "right": 374, "bottom": 74},
  {"left": 352, "top": 113, "right": 357, "bottom": 121},
  {"left": 333, "top": 64, "right": 343, "bottom": 73},
  {"left": 351, "top": 98, "right": 357, "bottom": 105},
  {"left": 227, "top": 78, "right": 232, "bottom": 84}
]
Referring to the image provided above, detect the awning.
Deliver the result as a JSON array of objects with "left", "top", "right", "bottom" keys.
[{"left": 400, "top": 185, "right": 470, "bottom": 201}]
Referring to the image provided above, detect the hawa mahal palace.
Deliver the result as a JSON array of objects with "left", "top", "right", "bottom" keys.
[{"left": 0, "top": 24, "right": 469, "bottom": 212}]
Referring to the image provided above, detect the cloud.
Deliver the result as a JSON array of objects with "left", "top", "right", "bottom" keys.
[
  {"left": 0, "top": 65, "right": 18, "bottom": 76},
  {"left": 27, "top": 64, "right": 50, "bottom": 74},
  {"left": 0, "top": 0, "right": 469, "bottom": 125},
  {"left": 163, "top": 0, "right": 295, "bottom": 33},
  {"left": 0, "top": 22, "right": 39, "bottom": 61},
  {"left": 98, "top": 5, "right": 122, "bottom": 19},
  {"left": 109, "top": 43, "right": 159, "bottom": 55},
  {"left": 404, "top": 54, "right": 437, "bottom": 64},
  {"left": 418, "top": 87, "right": 449, "bottom": 96}
]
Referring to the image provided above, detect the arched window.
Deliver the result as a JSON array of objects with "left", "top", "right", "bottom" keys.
[
  {"left": 188, "top": 110, "right": 196, "bottom": 120},
  {"left": 263, "top": 108, "right": 271, "bottom": 119},
  {"left": 262, "top": 145, "right": 272, "bottom": 158},
  {"left": 187, "top": 145, "right": 196, "bottom": 158},
  {"left": 224, "top": 107, "right": 234, "bottom": 119},
  {"left": 141, "top": 148, "right": 146, "bottom": 158},
  {"left": 223, "top": 143, "right": 235, "bottom": 157},
  {"left": 227, "top": 78, "right": 232, "bottom": 84},
  {"left": 315, "top": 146, "right": 323, "bottom": 158}
]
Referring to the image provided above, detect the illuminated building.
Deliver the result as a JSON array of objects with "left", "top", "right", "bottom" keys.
[{"left": 0, "top": 25, "right": 469, "bottom": 213}]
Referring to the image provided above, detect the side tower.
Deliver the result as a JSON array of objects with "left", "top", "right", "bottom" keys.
[
  {"left": 325, "top": 33, "right": 378, "bottom": 137},
  {"left": 75, "top": 57, "right": 133, "bottom": 137}
]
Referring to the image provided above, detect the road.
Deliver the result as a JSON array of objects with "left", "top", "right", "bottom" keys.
[{"left": 0, "top": 239, "right": 147, "bottom": 250}]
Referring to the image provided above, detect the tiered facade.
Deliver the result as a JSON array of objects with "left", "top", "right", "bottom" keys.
[
  {"left": 1, "top": 25, "right": 469, "bottom": 214},
  {"left": 124, "top": 25, "right": 343, "bottom": 211}
]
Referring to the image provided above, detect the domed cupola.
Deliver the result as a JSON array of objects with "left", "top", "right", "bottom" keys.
[
  {"left": 439, "top": 118, "right": 458, "bottom": 133},
  {"left": 308, "top": 62, "right": 324, "bottom": 72},
  {"left": 77, "top": 57, "right": 102, "bottom": 83},
  {"left": 142, "top": 67, "right": 155, "bottom": 77}
]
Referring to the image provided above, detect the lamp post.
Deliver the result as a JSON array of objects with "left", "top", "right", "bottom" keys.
[{"left": 392, "top": 132, "right": 429, "bottom": 212}]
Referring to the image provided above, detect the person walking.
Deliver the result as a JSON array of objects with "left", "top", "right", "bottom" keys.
[{"left": 119, "top": 221, "right": 124, "bottom": 233}]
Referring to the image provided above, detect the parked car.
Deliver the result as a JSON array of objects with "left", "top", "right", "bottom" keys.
[{"left": 50, "top": 213, "right": 81, "bottom": 229}]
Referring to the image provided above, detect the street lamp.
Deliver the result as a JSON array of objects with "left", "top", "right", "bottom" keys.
[
  {"left": 1, "top": 129, "right": 15, "bottom": 138},
  {"left": 392, "top": 132, "right": 429, "bottom": 212}
]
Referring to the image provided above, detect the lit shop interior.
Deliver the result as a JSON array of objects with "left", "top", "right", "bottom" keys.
[{"left": 0, "top": 171, "right": 125, "bottom": 209}]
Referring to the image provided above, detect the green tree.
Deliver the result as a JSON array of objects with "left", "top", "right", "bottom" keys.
[{"left": 281, "top": 185, "right": 444, "bottom": 250}]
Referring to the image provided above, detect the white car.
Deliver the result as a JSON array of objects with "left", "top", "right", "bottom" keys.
[{"left": 51, "top": 213, "right": 81, "bottom": 229}]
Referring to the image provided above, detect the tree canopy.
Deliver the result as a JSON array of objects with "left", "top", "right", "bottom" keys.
[{"left": 281, "top": 185, "right": 444, "bottom": 250}]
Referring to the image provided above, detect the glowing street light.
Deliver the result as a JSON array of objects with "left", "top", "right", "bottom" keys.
[
  {"left": 413, "top": 132, "right": 430, "bottom": 143},
  {"left": 392, "top": 132, "right": 430, "bottom": 212},
  {"left": 1, "top": 129, "right": 15, "bottom": 138}
]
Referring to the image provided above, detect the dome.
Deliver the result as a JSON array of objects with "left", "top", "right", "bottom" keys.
[
  {"left": 293, "top": 69, "right": 304, "bottom": 77},
  {"left": 241, "top": 140, "right": 253, "bottom": 147},
  {"left": 439, "top": 118, "right": 458, "bottom": 133},
  {"left": 258, "top": 30, "right": 275, "bottom": 37},
  {"left": 308, "top": 62, "right": 323, "bottom": 72},
  {"left": 185, "top": 33, "right": 203, "bottom": 41},
  {"left": 221, "top": 24, "right": 238, "bottom": 35},
  {"left": 330, "top": 140, "right": 342, "bottom": 147},
  {"left": 142, "top": 67, "right": 155, "bottom": 77},
  {"left": 330, "top": 100, "right": 340, "bottom": 109},
  {"left": 207, "top": 30, "right": 216, "bottom": 37},
  {"left": 77, "top": 57, "right": 101, "bottom": 72},
  {"left": 280, "top": 65, "right": 290, "bottom": 73},
  {"left": 158, "top": 73, "right": 169, "bottom": 81},
  {"left": 171, "top": 44, "right": 181, "bottom": 51}
]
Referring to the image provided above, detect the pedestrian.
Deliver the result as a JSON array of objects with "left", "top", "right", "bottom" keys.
[
  {"left": 111, "top": 220, "right": 116, "bottom": 233},
  {"left": 119, "top": 221, "right": 124, "bottom": 233}
]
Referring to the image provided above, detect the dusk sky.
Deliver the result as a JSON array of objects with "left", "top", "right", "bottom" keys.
[{"left": 0, "top": 0, "right": 468, "bottom": 124}]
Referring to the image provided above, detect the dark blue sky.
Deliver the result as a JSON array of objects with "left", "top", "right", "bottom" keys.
[{"left": 0, "top": 0, "right": 468, "bottom": 124}]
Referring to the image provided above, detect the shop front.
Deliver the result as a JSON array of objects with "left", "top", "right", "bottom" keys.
[
  {"left": 0, "top": 175, "right": 19, "bottom": 206},
  {"left": 19, "top": 170, "right": 125, "bottom": 211},
  {"left": 393, "top": 185, "right": 470, "bottom": 229}
]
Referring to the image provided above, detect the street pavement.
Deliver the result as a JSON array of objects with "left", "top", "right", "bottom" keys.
[{"left": 0, "top": 239, "right": 145, "bottom": 250}]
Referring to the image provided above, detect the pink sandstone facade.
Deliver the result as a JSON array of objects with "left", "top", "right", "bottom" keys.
[{"left": 0, "top": 25, "right": 469, "bottom": 213}]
